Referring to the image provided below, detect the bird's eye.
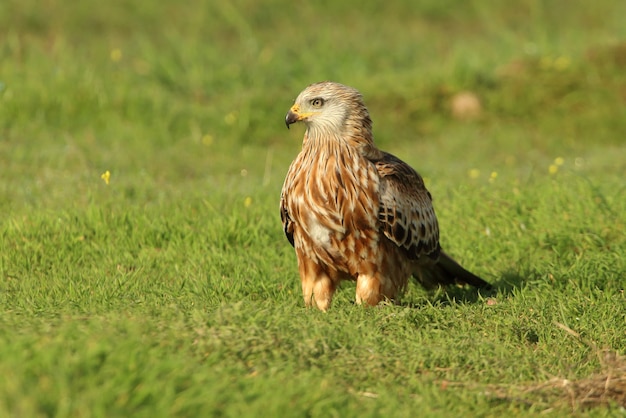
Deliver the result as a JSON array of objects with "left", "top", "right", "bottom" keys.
[{"left": 310, "top": 98, "right": 325, "bottom": 108}]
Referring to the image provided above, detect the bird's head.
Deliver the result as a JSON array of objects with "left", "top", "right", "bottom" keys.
[{"left": 285, "top": 81, "right": 372, "bottom": 141}]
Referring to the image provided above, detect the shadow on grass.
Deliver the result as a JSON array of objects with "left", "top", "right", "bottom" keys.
[
  {"left": 488, "top": 269, "right": 530, "bottom": 295},
  {"left": 401, "top": 269, "right": 530, "bottom": 308}
]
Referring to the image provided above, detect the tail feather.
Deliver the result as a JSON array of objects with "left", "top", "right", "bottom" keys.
[{"left": 414, "top": 251, "right": 492, "bottom": 290}]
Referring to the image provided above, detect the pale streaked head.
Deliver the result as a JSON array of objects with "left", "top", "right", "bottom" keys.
[{"left": 285, "top": 81, "right": 368, "bottom": 138}]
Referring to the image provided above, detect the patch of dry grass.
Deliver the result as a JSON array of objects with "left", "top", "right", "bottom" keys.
[{"left": 450, "top": 322, "right": 626, "bottom": 412}]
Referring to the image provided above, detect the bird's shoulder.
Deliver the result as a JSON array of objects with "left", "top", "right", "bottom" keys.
[{"left": 370, "top": 152, "right": 429, "bottom": 195}]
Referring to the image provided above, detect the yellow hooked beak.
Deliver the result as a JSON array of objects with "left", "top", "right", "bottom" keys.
[{"left": 285, "top": 104, "right": 317, "bottom": 129}]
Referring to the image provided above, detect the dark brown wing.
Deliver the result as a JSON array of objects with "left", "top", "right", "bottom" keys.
[
  {"left": 373, "top": 152, "right": 440, "bottom": 260},
  {"left": 279, "top": 191, "right": 295, "bottom": 247}
]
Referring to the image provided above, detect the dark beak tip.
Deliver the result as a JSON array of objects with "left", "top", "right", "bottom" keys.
[{"left": 285, "top": 111, "right": 297, "bottom": 129}]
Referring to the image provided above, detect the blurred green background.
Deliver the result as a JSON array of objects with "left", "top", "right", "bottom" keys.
[{"left": 1, "top": 0, "right": 625, "bottom": 212}]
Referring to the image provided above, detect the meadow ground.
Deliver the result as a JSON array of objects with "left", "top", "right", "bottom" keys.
[{"left": 1, "top": 1, "right": 625, "bottom": 416}]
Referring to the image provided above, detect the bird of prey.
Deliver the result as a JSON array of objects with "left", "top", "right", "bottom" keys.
[{"left": 280, "top": 81, "right": 491, "bottom": 310}]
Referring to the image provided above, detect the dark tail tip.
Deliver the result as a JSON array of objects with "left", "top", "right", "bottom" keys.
[{"left": 438, "top": 250, "right": 492, "bottom": 290}]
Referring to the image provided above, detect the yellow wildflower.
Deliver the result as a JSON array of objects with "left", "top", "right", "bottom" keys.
[
  {"left": 202, "top": 134, "right": 214, "bottom": 146},
  {"left": 468, "top": 169, "right": 480, "bottom": 179},
  {"left": 110, "top": 49, "right": 122, "bottom": 62},
  {"left": 554, "top": 56, "right": 570, "bottom": 71},
  {"left": 224, "top": 112, "right": 237, "bottom": 125},
  {"left": 244, "top": 197, "right": 252, "bottom": 207},
  {"left": 101, "top": 170, "right": 111, "bottom": 185}
]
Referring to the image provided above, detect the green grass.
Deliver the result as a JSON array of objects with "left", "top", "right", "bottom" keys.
[{"left": 1, "top": 0, "right": 626, "bottom": 416}]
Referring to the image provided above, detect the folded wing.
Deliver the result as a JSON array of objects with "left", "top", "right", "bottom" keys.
[{"left": 374, "top": 152, "right": 441, "bottom": 261}]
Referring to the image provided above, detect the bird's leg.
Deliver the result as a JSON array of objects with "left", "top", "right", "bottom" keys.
[
  {"left": 355, "top": 273, "right": 383, "bottom": 306},
  {"left": 301, "top": 274, "right": 336, "bottom": 311},
  {"left": 297, "top": 254, "right": 336, "bottom": 311},
  {"left": 301, "top": 276, "right": 315, "bottom": 308},
  {"left": 314, "top": 275, "right": 336, "bottom": 311}
]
